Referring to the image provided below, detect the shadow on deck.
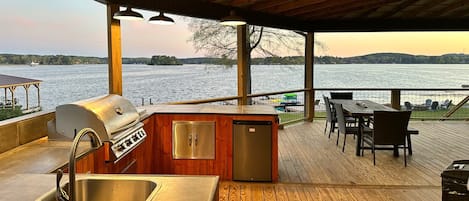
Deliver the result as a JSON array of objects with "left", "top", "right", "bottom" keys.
[{"left": 219, "top": 120, "right": 469, "bottom": 201}]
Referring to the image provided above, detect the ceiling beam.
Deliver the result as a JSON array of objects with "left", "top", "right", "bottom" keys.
[
  {"left": 302, "top": 1, "right": 391, "bottom": 20},
  {"left": 311, "top": 18, "right": 469, "bottom": 32},
  {"left": 379, "top": 0, "right": 419, "bottom": 18}
]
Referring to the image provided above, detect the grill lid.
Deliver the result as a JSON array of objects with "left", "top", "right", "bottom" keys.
[{"left": 55, "top": 94, "right": 140, "bottom": 141}]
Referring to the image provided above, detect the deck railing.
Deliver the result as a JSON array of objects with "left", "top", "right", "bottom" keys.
[{"left": 141, "top": 88, "right": 469, "bottom": 124}]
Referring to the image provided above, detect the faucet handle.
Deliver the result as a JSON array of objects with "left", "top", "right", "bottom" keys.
[{"left": 56, "top": 169, "right": 70, "bottom": 201}]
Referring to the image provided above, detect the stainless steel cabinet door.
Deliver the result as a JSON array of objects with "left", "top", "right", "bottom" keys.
[
  {"left": 192, "top": 122, "right": 215, "bottom": 159},
  {"left": 172, "top": 121, "right": 215, "bottom": 159},
  {"left": 172, "top": 121, "right": 193, "bottom": 159}
]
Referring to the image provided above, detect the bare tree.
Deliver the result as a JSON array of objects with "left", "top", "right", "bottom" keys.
[
  {"left": 187, "top": 18, "right": 323, "bottom": 99},
  {"left": 187, "top": 18, "right": 309, "bottom": 59}
]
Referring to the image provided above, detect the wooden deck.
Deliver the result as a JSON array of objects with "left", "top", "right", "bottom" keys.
[{"left": 218, "top": 120, "right": 469, "bottom": 201}]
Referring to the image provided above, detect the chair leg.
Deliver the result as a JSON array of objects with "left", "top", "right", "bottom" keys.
[
  {"left": 372, "top": 143, "right": 376, "bottom": 166},
  {"left": 361, "top": 136, "right": 364, "bottom": 156},
  {"left": 407, "top": 134, "right": 413, "bottom": 155},
  {"left": 404, "top": 141, "right": 407, "bottom": 167},
  {"left": 328, "top": 122, "right": 335, "bottom": 139},
  {"left": 336, "top": 130, "right": 340, "bottom": 146},
  {"left": 342, "top": 134, "right": 347, "bottom": 152}
]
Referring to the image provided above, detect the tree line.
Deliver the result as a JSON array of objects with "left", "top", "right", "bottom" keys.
[{"left": 2, "top": 53, "right": 469, "bottom": 65}]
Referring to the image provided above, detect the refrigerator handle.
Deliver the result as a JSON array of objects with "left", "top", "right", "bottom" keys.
[{"left": 194, "top": 133, "right": 198, "bottom": 146}]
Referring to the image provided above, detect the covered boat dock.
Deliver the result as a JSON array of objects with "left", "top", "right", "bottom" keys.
[{"left": 0, "top": 74, "right": 41, "bottom": 112}]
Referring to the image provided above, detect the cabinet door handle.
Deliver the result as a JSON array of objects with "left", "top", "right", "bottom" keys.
[
  {"left": 188, "top": 134, "right": 192, "bottom": 146},
  {"left": 194, "top": 133, "right": 198, "bottom": 146}
]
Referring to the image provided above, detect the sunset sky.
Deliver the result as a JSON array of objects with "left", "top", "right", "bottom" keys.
[{"left": 2, "top": 1, "right": 469, "bottom": 58}]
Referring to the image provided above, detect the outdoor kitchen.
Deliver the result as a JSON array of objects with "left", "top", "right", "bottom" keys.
[{"left": 0, "top": 94, "right": 279, "bottom": 200}]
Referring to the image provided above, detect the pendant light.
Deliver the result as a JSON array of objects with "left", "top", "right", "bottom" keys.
[
  {"left": 113, "top": 7, "right": 144, "bottom": 21},
  {"left": 220, "top": 10, "right": 246, "bottom": 26},
  {"left": 149, "top": 12, "right": 175, "bottom": 25}
]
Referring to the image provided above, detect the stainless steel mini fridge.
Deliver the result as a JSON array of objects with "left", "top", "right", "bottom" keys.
[{"left": 233, "top": 120, "right": 272, "bottom": 181}]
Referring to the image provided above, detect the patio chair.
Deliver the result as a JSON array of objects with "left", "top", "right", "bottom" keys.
[
  {"left": 430, "top": 101, "right": 439, "bottom": 111},
  {"left": 440, "top": 99, "right": 452, "bottom": 109},
  {"left": 334, "top": 103, "right": 368, "bottom": 152},
  {"left": 330, "top": 92, "right": 353, "bottom": 100},
  {"left": 404, "top": 101, "right": 413, "bottom": 111},
  {"left": 361, "top": 110, "right": 411, "bottom": 166},
  {"left": 323, "top": 95, "right": 337, "bottom": 137},
  {"left": 425, "top": 99, "right": 432, "bottom": 109}
]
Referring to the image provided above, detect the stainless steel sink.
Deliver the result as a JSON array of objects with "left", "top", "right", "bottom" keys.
[{"left": 36, "top": 178, "right": 158, "bottom": 201}]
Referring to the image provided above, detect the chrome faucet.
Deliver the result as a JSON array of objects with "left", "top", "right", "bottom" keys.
[{"left": 56, "top": 128, "right": 103, "bottom": 201}]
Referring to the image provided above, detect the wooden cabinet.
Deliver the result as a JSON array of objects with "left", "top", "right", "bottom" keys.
[
  {"left": 153, "top": 113, "right": 278, "bottom": 181},
  {"left": 135, "top": 116, "right": 155, "bottom": 174}
]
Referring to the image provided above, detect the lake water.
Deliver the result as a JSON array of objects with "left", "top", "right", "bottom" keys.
[{"left": 1, "top": 64, "right": 468, "bottom": 110}]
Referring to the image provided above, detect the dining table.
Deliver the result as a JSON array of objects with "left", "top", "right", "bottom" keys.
[{"left": 329, "top": 99, "right": 396, "bottom": 156}]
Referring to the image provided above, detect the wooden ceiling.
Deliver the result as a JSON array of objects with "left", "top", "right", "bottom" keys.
[{"left": 96, "top": 0, "right": 469, "bottom": 32}]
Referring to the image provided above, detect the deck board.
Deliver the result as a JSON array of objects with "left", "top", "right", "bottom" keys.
[{"left": 218, "top": 120, "right": 469, "bottom": 200}]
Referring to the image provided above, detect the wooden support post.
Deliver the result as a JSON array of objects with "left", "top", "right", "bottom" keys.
[
  {"left": 3, "top": 88, "right": 6, "bottom": 109},
  {"left": 237, "top": 25, "right": 249, "bottom": 105},
  {"left": 24, "top": 84, "right": 30, "bottom": 110},
  {"left": 8, "top": 86, "right": 16, "bottom": 110},
  {"left": 305, "top": 32, "right": 315, "bottom": 121},
  {"left": 34, "top": 84, "right": 40, "bottom": 109},
  {"left": 391, "top": 90, "right": 401, "bottom": 110},
  {"left": 443, "top": 96, "right": 469, "bottom": 119},
  {"left": 107, "top": 4, "right": 123, "bottom": 96}
]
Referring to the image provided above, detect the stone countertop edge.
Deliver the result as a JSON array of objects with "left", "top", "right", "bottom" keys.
[{"left": 138, "top": 104, "right": 278, "bottom": 119}]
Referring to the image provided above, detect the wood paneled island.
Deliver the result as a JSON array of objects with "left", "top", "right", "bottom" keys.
[{"left": 143, "top": 105, "right": 279, "bottom": 182}]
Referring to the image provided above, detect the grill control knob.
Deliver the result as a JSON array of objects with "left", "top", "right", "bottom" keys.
[
  {"left": 118, "top": 144, "right": 125, "bottom": 151},
  {"left": 126, "top": 140, "right": 132, "bottom": 146}
]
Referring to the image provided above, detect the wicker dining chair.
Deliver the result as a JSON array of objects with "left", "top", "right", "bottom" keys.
[
  {"left": 333, "top": 103, "right": 368, "bottom": 152},
  {"left": 323, "top": 95, "right": 337, "bottom": 137},
  {"left": 361, "top": 110, "right": 411, "bottom": 166}
]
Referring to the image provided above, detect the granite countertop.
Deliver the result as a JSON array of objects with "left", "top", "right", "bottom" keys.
[
  {"left": 0, "top": 137, "right": 90, "bottom": 174},
  {"left": 0, "top": 173, "right": 218, "bottom": 201}
]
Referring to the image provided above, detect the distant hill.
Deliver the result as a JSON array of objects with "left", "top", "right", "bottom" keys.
[
  {"left": 315, "top": 53, "right": 469, "bottom": 64},
  {"left": 2, "top": 53, "right": 469, "bottom": 65}
]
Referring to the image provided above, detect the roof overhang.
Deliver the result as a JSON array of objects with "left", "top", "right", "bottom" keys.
[{"left": 95, "top": 0, "right": 469, "bottom": 32}]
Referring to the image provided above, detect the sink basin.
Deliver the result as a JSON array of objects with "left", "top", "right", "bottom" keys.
[{"left": 36, "top": 178, "right": 158, "bottom": 201}]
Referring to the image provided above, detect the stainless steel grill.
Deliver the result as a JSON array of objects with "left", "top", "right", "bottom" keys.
[{"left": 52, "top": 94, "right": 147, "bottom": 162}]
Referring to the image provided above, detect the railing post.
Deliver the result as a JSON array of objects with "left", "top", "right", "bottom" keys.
[
  {"left": 304, "top": 32, "right": 314, "bottom": 121},
  {"left": 391, "top": 90, "right": 401, "bottom": 110}
]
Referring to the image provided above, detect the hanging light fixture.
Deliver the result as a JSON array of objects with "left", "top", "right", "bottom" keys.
[
  {"left": 113, "top": 7, "right": 144, "bottom": 21},
  {"left": 220, "top": 10, "right": 246, "bottom": 26},
  {"left": 149, "top": 12, "right": 175, "bottom": 25}
]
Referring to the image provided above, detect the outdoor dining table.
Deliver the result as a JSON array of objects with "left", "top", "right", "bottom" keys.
[{"left": 329, "top": 99, "right": 396, "bottom": 156}]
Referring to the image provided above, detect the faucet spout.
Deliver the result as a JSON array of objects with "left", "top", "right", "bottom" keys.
[{"left": 67, "top": 128, "right": 103, "bottom": 201}]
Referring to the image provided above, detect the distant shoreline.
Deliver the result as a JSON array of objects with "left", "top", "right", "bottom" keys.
[{"left": 2, "top": 53, "right": 469, "bottom": 65}]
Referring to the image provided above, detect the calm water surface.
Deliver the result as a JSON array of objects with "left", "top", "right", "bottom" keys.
[{"left": 1, "top": 64, "right": 468, "bottom": 110}]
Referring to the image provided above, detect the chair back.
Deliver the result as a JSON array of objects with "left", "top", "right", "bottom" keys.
[
  {"left": 404, "top": 102, "right": 412, "bottom": 110},
  {"left": 333, "top": 103, "right": 347, "bottom": 133},
  {"left": 323, "top": 95, "right": 334, "bottom": 122},
  {"left": 431, "top": 101, "right": 439, "bottom": 110},
  {"left": 425, "top": 99, "right": 432, "bottom": 107},
  {"left": 372, "top": 111, "right": 411, "bottom": 145},
  {"left": 330, "top": 92, "right": 353, "bottom": 100}
]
